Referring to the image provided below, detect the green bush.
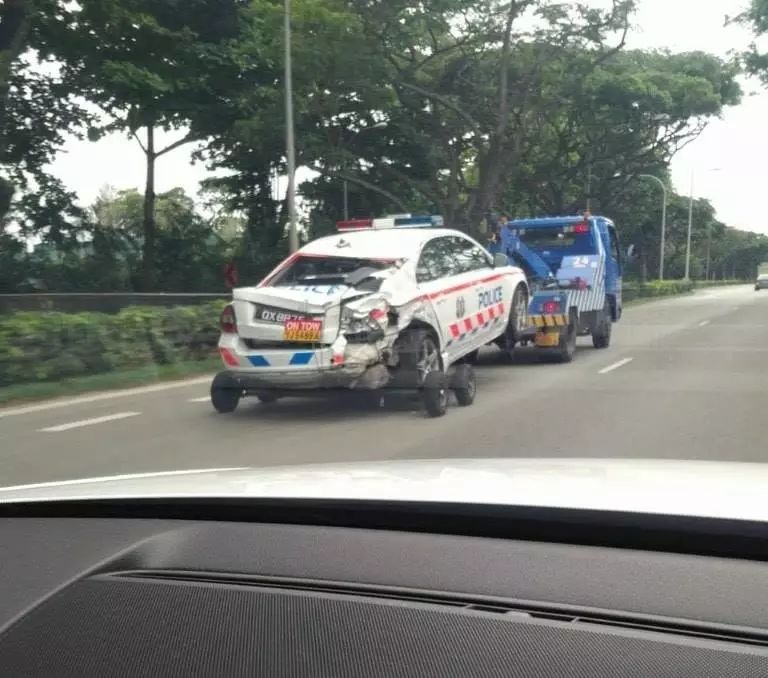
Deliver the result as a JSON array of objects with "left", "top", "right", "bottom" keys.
[{"left": 0, "top": 300, "right": 227, "bottom": 387}]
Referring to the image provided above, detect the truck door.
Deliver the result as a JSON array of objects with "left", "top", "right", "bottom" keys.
[{"left": 605, "top": 224, "right": 622, "bottom": 318}]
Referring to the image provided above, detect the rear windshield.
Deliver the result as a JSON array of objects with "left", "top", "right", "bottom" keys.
[{"left": 271, "top": 255, "right": 395, "bottom": 287}]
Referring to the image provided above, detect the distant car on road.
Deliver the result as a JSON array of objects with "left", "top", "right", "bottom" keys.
[
  {"left": 755, "top": 274, "right": 768, "bottom": 290},
  {"left": 211, "top": 215, "right": 528, "bottom": 417}
]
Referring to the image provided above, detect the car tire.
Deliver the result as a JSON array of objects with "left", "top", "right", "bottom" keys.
[
  {"left": 211, "top": 373, "right": 242, "bottom": 413},
  {"left": 394, "top": 328, "right": 442, "bottom": 387},
  {"left": 463, "top": 349, "right": 479, "bottom": 365},
  {"left": 422, "top": 370, "right": 448, "bottom": 417},
  {"left": 494, "top": 284, "right": 528, "bottom": 357},
  {"left": 452, "top": 364, "right": 476, "bottom": 407},
  {"left": 592, "top": 302, "right": 612, "bottom": 349}
]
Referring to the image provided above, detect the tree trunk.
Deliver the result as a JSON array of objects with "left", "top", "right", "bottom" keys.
[
  {"left": 141, "top": 124, "right": 157, "bottom": 291},
  {"left": 0, "top": 0, "right": 30, "bottom": 124}
]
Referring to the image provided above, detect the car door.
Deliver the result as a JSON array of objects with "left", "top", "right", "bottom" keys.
[
  {"left": 415, "top": 236, "right": 464, "bottom": 359},
  {"left": 448, "top": 235, "right": 507, "bottom": 349}
]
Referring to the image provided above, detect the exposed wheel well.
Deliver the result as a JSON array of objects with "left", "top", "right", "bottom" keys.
[{"left": 403, "top": 319, "right": 441, "bottom": 348}]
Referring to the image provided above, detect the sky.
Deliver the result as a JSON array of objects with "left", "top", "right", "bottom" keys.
[{"left": 46, "top": 0, "right": 768, "bottom": 233}]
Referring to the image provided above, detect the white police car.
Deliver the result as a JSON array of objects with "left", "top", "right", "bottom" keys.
[{"left": 211, "top": 215, "right": 528, "bottom": 417}]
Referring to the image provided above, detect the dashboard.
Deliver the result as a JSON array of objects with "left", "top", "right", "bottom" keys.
[{"left": 0, "top": 500, "right": 767, "bottom": 676}]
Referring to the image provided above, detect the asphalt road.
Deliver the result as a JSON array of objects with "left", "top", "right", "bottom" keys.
[{"left": 1, "top": 284, "right": 765, "bottom": 486}]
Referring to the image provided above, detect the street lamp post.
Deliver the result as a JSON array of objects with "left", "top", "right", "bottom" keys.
[
  {"left": 284, "top": 0, "right": 298, "bottom": 253},
  {"left": 637, "top": 174, "right": 667, "bottom": 280},
  {"left": 684, "top": 171, "right": 694, "bottom": 281}
]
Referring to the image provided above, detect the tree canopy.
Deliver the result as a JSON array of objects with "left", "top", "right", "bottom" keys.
[{"left": 0, "top": 0, "right": 764, "bottom": 292}]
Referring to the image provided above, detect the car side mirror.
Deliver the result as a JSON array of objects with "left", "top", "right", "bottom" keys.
[{"left": 493, "top": 252, "right": 508, "bottom": 268}]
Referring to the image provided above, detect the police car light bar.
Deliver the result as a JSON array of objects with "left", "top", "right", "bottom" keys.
[{"left": 335, "top": 215, "right": 443, "bottom": 231}]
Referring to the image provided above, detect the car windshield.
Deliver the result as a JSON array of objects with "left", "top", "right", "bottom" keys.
[{"left": 2, "top": 0, "right": 768, "bottom": 516}]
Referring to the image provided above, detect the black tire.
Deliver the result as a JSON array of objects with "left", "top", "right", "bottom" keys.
[
  {"left": 394, "top": 328, "right": 442, "bottom": 387},
  {"left": 254, "top": 391, "right": 279, "bottom": 404},
  {"left": 494, "top": 284, "right": 528, "bottom": 356},
  {"left": 462, "top": 349, "right": 479, "bottom": 365},
  {"left": 422, "top": 370, "right": 448, "bottom": 417},
  {"left": 592, "top": 302, "right": 612, "bottom": 349},
  {"left": 452, "top": 364, "right": 476, "bottom": 407},
  {"left": 555, "top": 314, "right": 577, "bottom": 363},
  {"left": 210, "top": 373, "right": 241, "bottom": 413}
]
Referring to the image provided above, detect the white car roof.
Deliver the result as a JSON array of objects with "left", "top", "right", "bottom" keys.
[{"left": 300, "top": 228, "right": 470, "bottom": 260}]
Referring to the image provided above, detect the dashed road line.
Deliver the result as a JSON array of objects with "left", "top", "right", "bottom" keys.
[
  {"left": 40, "top": 411, "right": 141, "bottom": 433},
  {"left": 598, "top": 358, "right": 634, "bottom": 375},
  {"left": 698, "top": 320, "right": 710, "bottom": 327},
  {"left": 188, "top": 397, "right": 210, "bottom": 403},
  {"left": 0, "top": 376, "right": 213, "bottom": 419}
]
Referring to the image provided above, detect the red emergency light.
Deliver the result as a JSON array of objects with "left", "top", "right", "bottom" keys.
[
  {"left": 573, "top": 222, "right": 590, "bottom": 234},
  {"left": 337, "top": 218, "right": 373, "bottom": 231}
]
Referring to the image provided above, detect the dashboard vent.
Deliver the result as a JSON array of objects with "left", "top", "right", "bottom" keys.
[{"left": 116, "top": 570, "right": 768, "bottom": 649}]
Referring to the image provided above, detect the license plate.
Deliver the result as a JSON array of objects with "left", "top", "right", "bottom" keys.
[
  {"left": 283, "top": 318, "right": 323, "bottom": 342},
  {"left": 535, "top": 331, "right": 560, "bottom": 348}
]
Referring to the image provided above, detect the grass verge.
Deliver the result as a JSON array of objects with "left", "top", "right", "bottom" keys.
[{"left": 0, "top": 357, "right": 220, "bottom": 407}]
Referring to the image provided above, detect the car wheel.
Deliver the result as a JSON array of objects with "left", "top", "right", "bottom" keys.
[
  {"left": 422, "top": 370, "right": 448, "bottom": 417},
  {"left": 452, "top": 364, "right": 476, "bottom": 407},
  {"left": 495, "top": 284, "right": 528, "bottom": 356},
  {"left": 394, "top": 328, "right": 442, "bottom": 387},
  {"left": 211, "top": 373, "right": 242, "bottom": 413},
  {"left": 592, "top": 301, "right": 612, "bottom": 349},
  {"left": 462, "top": 349, "right": 479, "bottom": 365}
]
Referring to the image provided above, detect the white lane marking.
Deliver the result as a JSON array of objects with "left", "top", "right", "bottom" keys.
[
  {"left": 698, "top": 320, "right": 710, "bottom": 327},
  {"left": 598, "top": 358, "right": 633, "bottom": 375},
  {"left": 188, "top": 397, "right": 210, "bottom": 403},
  {"left": 0, "top": 467, "right": 250, "bottom": 493},
  {"left": 40, "top": 411, "right": 141, "bottom": 433},
  {"left": 0, "top": 375, "right": 213, "bottom": 419}
]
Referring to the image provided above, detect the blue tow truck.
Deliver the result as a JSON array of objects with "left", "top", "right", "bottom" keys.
[{"left": 488, "top": 214, "right": 623, "bottom": 362}]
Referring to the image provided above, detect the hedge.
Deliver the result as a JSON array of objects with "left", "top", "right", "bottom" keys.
[
  {"left": 0, "top": 301, "right": 226, "bottom": 388},
  {"left": 0, "top": 280, "right": 748, "bottom": 388},
  {"left": 623, "top": 279, "right": 745, "bottom": 302}
]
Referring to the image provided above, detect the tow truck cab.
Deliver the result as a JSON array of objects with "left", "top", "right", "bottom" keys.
[{"left": 489, "top": 215, "right": 622, "bottom": 359}]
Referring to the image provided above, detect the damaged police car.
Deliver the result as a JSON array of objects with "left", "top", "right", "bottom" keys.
[{"left": 211, "top": 215, "right": 528, "bottom": 417}]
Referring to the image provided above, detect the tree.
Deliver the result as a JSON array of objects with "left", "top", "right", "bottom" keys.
[{"left": 37, "top": 0, "right": 255, "bottom": 289}]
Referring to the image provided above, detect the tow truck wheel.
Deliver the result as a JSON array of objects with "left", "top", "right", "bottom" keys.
[
  {"left": 452, "top": 364, "right": 476, "bottom": 407},
  {"left": 592, "top": 302, "right": 612, "bottom": 349},
  {"left": 555, "top": 315, "right": 577, "bottom": 363},
  {"left": 210, "top": 373, "right": 242, "bottom": 413},
  {"left": 423, "top": 370, "right": 449, "bottom": 417}
]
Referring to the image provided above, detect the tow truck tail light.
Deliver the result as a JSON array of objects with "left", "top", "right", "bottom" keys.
[
  {"left": 542, "top": 300, "right": 560, "bottom": 314},
  {"left": 220, "top": 304, "right": 238, "bottom": 334},
  {"left": 573, "top": 222, "right": 590, "bottom": 234}
]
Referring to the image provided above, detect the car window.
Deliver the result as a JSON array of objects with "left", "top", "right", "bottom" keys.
[
  {"left": 416, "top": 237, "right": 460, "bottom": 282},
  {"left": 450, "top": 236, "right": 491, "bottom": 274}
]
